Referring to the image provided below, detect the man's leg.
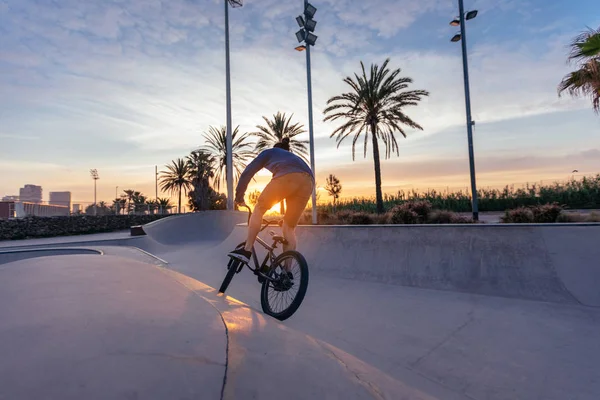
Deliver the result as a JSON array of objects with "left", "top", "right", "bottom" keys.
[
  {"left": 228, "top": 177, "right": 284, "bottom": 264},
  {"left": 281, "top": 173, "right": 314, "bottom": 272},
  {"left": 243, "top": 203, "right": 268, "bottom": 252}
]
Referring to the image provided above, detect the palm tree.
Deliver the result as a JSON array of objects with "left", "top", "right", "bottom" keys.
[
  {"left": 186, "top": 149, "right": 219, "bottom": 211},
  {"left": 252, "top": 111, "right": 309, "bottom": 161},
  {"left": 122, "top": 189, "right": 135, "bottom": 214},
  {"left": 323, "top": 58, "right": 429, "bottom": 213},
  {"left": 157, "top": 197, "right": 173, "bottom": 215},
  {"left": 159, "top": 158, "right": 192, "bottom": 213},
  {"left": 558, "top": 26, "right": 600, "bottom": 113},
  {"left": 202, "top": 125, "right": 255, "bottom": 191}
]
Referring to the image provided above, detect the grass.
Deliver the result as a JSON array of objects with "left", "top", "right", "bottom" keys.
[{"left": 319, "top": 174, "right": 600, "bottom": 213}]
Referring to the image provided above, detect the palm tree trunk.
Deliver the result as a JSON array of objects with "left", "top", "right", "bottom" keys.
[
  {"left": 371, "top": 123, "right": 384, "bottom": 213},
  {"left": 178, "top": 185, "right": 182, "bottom": 214}
]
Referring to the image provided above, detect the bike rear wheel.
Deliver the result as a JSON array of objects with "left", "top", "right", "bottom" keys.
[
  {"left": 260, "top": 250, "right": 309, "bottom": 321},
  {"left": 218, "top": 243, "right": 245, "bottom": 294}
]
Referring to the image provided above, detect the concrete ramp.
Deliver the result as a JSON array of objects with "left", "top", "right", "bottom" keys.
[
  {"left": 287, "top": 223, "right": 600, "bottom": 306},
  {"left": 0, "top": 253, "right": 449, "bottom": 399},
  {"left": 141, "top": 211, "right": 247, "bottom": 246}
]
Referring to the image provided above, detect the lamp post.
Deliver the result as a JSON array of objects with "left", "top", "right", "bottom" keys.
[
  {"left": 115, "top": 185, "right": 119, "bottom": 215},
  {"left": 225, "top": 0, "right": 243, "bottom": 211},
  {"left": 294, "top": 1, "right": 318, "bottom": 225},
  {"left": 90, "top": 169, "right": 99, "bottom": 216},
  {"left": 450, "top": 1, "right": 479, "bottom": 221}
]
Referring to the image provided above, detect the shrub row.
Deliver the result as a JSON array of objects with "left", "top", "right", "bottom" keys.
[
  {"left": 0, "top": 214, "right": 171, "bottom": 241},
  {"left": 298, "top": 200, "right": 473, "bottom": 225}
]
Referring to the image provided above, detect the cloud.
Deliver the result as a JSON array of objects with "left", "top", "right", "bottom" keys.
[{"left": 1, "top": 0, "right": 598, "bottom": 202}]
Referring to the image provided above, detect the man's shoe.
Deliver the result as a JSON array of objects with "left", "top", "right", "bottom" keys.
[{"left": 228, "top": 248, "right": 251, "bottom": 264}]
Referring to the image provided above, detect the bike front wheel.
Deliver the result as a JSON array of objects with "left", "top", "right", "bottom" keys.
[
  {"left": 260, "top": 250, "right": 309, "bottom": 321},
  {"left": 218, "top": 243, "right": 245, "bottom": 294}
]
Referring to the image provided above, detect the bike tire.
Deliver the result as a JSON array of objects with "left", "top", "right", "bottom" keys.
[
  {"left": 218, "top": 243, "right": 246, "bottom": 294},
  {"left": 260, "top": 250, "right": 309, "bottom": 321}
]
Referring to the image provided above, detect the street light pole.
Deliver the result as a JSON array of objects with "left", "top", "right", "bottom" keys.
[
  {"left": 90, "top": 169, "right": 99, "bottom": 216},
  {"left": 295, "top": 1, "right": 319, "bottom": 225},
  {"left": 452, "top": 0, "right": 479, "bottom": 221},
  {"left": 305, "top": 22, "right": 317, "bottom": 224},
  {"left": 224, "top": 0, "right": 242, "bottom": 211}
]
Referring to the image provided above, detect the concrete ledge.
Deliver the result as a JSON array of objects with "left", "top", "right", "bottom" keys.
[
  {"left": 130, "top": 225, "right": 146, "bottom": 236},
  {"left": 0, "top": 247, "right": 103, "bottom": 265}
]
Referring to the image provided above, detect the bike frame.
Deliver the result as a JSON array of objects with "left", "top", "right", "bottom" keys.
[{"left": 235, "top": 205, "right": 285, "bottom": 281}]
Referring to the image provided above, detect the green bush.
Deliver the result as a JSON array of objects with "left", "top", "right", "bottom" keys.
[
  {"left": 531, "top": 203, "right": 563, "bottom": 223},
  {"left": 428, "top": 210, "right": 473, "bottom": 224},
  {"left": 0, "top": 214, "right": 170, "bottom": 241},
  {"left": 323, "top": 174, "right": 600, "bottom": 213},
  {"left": 348, "top": 212, "right": 375, "bottom": 225},
  {"left": 389, "top": 206, "right": 419, "bottom": 224},
  {"left": 501, "top": 207, "right": 535, "bottom": 223}
]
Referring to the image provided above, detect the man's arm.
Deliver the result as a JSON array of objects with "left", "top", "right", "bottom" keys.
[{"left": 235, "top": 150, "right": 270, "bottom": 203}]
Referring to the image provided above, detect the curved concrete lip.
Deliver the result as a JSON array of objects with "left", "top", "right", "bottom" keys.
[{"left": 0, "top": 247, "right": 103, "bottom": 266}]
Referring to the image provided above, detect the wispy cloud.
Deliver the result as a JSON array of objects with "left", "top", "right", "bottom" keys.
[{"left": 0, "top": 0, "right": 598, "bottom": 201}]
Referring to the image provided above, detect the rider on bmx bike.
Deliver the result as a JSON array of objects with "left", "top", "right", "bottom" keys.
[{"left": 228, "top": 137, "right": 315, "bottom": 281}]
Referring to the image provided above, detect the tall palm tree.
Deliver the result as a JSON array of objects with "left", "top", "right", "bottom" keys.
[
  {"left": 252, "top": 111, "right": 309, "bottom": 161},
  {"left": 202, "top": 125, "right": 255, "bottom": 191},
  {"left": 186, "top": 149, "right": 218, "bottom": 211},
  {"left": 323, "top": 58, "right": 429, "bottom": 213},
  {"left": 159, "top": 158, "right": 192, "bottom": 213},
  {"left": 558, "top": 26, "right": 600, "bottom": 113}
]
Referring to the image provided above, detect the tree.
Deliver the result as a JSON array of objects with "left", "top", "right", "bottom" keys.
[
  {"left": 112, "top": 197, "right": 126, "bottom": 215},
  {"left": 252, "top": 111, "right": 309, "bottom": 161},
  {"left": 122, "top": 189, "right": 135, "bottom": 214},
  {"left": 159, "top": 158, "right": 192, "bottom": 213},
  {"left": 558, "top": 26, "right": 600, "bottom": 114},
  {"left": 85, "top": 202, "right": 111, "bottom": 216},
  {"left": 247, "top": 190, "right": 261, "bottom": 206},
  {"left": 325, "top": 174, "right": 343, "bottom": 211},
  {"left": 323, "top": 58, "right": 429, "bottom": 213},
  {"left": 157, "top": 197, "right": 173, "bottom": 215},
  {"left": 131, "top": 192, "right": 147, "bottom": 214},
  {"left": 186, "top": 149, "right": 223, "bottom": 211},
  {"left": 202, "top": 125, "right": 256, "bottom": 191}
]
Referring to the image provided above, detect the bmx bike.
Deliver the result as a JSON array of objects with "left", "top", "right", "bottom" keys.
[{"left": 218, "top": 205, "right": 309, "bottom": 321}]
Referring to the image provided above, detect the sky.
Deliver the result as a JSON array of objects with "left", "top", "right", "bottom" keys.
[{"left": 1, "top": 0, "right": 599, "bottom": 207}]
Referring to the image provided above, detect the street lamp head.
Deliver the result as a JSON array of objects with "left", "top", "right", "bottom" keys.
[
  {"left": 451, "top": 33, "right": 461, "bottom": 42},
  {"left": 295, "top": 29, "right": 306, "bottom": 43},
  {"left": 305, "top": 32, "right": 318, "bottom": 46},
  {"left": 90, "top": 169, "right": 99, "bottom": 179},
  {"left": 304, "top": 3, "right": 317, "bottom": 18},
  {"left": 295, "top": 45, "right": 306, "bottom": 52},
  {"left": 466, "top": 10, "right": 478, "bottom": 20},
  {"left": 227, "top": 0, "right": 243, "bottom": 7},
  {"left": 296, "top": 15, "right": 305, "bottom": 28},
  {"left": 305, "top": 18, "right": 317, "bottom": 32},
  {"left": 450, "top": 18, "right": 460, "bottom": 26}
]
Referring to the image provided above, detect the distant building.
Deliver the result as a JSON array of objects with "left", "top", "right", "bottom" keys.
[
  {"left": 19, "top": 184, "right": 42, "bottom": 203},
  {"left": 73, "top": 204, "right": 81, "bottom": 214},
  {"left": 49, "top": 191, "right": 71, "bottom": 211},
  {"left": 1, "top": 195, "right": 19, "bottom": 201},
  {"left": 0, "top": 201, "right": 68, "bottom": 219}
]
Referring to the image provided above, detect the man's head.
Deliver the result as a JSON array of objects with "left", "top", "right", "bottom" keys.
[{"left": 273, "top": 137, "right": 290, "bottom": 151}]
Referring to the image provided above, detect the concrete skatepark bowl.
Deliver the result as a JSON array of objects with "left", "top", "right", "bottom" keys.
[{"left": 0, "top": 210, "right": 598, "bottom": 399}]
